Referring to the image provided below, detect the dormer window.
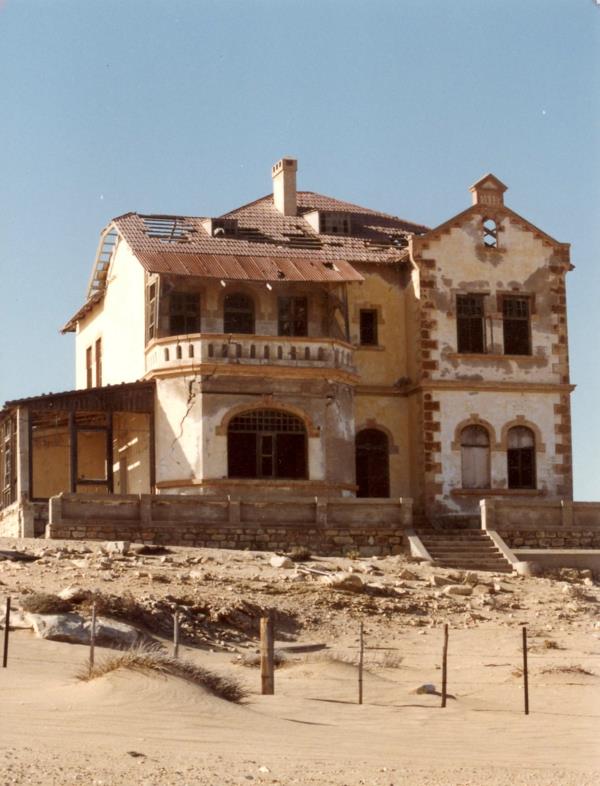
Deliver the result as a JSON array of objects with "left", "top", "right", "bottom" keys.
[
  {"left": 483, "top": 218, "right": 498, "bottom": 248},
  {"left": 319, "top": 213, "right": 351, "bottom": 235},
  {"left": 142, "top": 216, "right": 194, "bottom": 243}
]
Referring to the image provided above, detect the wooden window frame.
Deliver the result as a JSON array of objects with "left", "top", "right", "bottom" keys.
[
  {"left": 359, "top": 309, "right": 378, "bottom": 346},
  {"left": 456, "top": 294, "right": 486, "bottom": 354}
]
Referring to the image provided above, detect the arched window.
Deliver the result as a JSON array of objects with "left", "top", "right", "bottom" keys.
[
  {"left": 224, "top": 293, "right": 254, "bottom": 334},
  {"left": 460, "top": 425, "right": 490, "bottom": 489},
  {"left": 227, "top": 409, "right": 307, "bottom": 479},
  {"left": 355, "top": 429, "right": 390, "bottom": 498},
  {"left": 507, "top": 426, "right": 536, "bottom": 489}
]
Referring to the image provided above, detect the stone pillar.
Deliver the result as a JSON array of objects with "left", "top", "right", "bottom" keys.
[
  {"left": 560, "top": 499, "right": 573, "bottom": 528},
  {"left": 480, "top": 498, "right": 495, "bottom": 530}
]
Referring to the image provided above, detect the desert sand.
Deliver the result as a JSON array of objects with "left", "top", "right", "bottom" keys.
[{"left": 0, "top": 536, "right": 599, "bottom": 785}]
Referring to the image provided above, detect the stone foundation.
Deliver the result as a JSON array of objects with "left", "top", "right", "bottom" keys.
[{"left": 46, "top": 493, "right": 412, "bottom": 557}]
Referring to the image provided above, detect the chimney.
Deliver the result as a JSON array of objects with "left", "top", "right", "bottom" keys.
[{"left": 272, "top": 157, "right": 297, "bottom": 216}]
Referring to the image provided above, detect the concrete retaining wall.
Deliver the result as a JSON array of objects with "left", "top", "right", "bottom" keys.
[
  {"left": 481, "top": 499, "right": 600, "bottom": 548},
  {"left": 47, "top": 493, "right": 413, "bottom": 556}
]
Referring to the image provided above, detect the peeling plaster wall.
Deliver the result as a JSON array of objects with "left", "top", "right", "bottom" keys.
[
  {"left": 153, "top": 374, "right": 356, "bottom": 496},
  {"left": 423, "top": 214, "right": 562, "bottom": 384},
  {"left": 437, "top": 389, "right": 561, "bottom": 513},
  {"left": 75, "top": 241, "right": 146, "bottom": 388}
]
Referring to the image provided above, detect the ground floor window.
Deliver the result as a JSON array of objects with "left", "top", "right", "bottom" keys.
[
  {"left": 227, "top": 409, "right": 307, "bottom": 480},
  {"left": 460, "top": 425, "right": 490, "bottom": 489},
  {"left": 507, "top": 426, "right": 536, "bottom": 489},
  {"left": 355, "top": 428, "right": 390, "bottom": 497}
]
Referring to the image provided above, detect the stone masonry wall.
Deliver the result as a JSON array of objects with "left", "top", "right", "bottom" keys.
[
  {"left": 46, "top": 493, "right": 412, "bottom": 557},
  {"left": 481, "top": 498, "right": 600, "bottom": 548}
]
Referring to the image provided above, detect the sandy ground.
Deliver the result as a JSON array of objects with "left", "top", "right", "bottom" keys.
[{"left": 0, "top": 537, "right": 599, "bottom": 785}]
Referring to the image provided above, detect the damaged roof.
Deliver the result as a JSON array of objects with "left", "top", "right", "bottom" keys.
[{"left": 63, "top": 190, "right": 428, "bottom": 331}]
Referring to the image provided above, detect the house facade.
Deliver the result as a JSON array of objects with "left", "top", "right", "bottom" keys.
[{"left": 0, "top": 158, "right": 574, "bottom": 537}]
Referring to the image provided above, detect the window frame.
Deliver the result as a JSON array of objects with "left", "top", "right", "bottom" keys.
[
  {"left": 278, "top": 296, "right": 308, "bottom": 337},
  {"left": 460, "top": 425, "right": 491, "bottom": 489},
  {"left": 456, "top": 293, "right": 486, "bottom": 354},
  {"left": 500, "top": 294, "right": 532, "bottom": 356},
  {"left": 506, "top": 426, "right": 536, "bottom": 489},
  {"left": 168, "top": 291, "right": 201, "bottom": 336},
  {"left": 227, "top": 409, "right": 307, "bottom": 480},
  {"left": 224, "top": 292, "right": 255, "bottom": 335}
]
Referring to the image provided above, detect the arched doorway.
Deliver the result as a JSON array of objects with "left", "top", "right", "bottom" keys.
[
  {"left": 355, "top": 428, "right": 390, "bottom": 498},
  {"left": 227, "top": 409, "right": 307, "bottom": 480}
]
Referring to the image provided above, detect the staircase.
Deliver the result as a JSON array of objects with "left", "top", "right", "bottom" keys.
[{"left": 418, "top": 529, "right": 513, "bottom": 573}]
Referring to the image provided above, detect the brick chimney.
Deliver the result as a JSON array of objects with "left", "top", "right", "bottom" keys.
[{"left": 272, "top": 157, "right": 297, "bottom": 216}]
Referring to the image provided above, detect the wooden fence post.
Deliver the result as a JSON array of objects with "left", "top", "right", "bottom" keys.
[
  {"left": 358, "top": 621, "right": 364, "bottom": 705},
  {"left": 260, "top": 615, "right": 274, "bottom": 695},
  {"left": 522, "top": 626, "right": 529, "bottom": 715},
  {"left": 441, "top": 623, "right": 449, "bottom": 708},
  {"left": 2, "top": 597, "right": 11, "bottom": 668},
  {"left": 173, "top": 612, "right": 180, "bottom": 659},
  {"left": 89, "top": 601, "right": 97, "bottom": 674}
]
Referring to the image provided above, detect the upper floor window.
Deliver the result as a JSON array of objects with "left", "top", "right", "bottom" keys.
[
  {"left": 95, "top": 338, "right": 102, "bottom": 387},
  {"left": 456, "top": 294, "right": 485, "bottom": 353},
  {"left": 359, "top": 309, "right": 378, "bottom": 346},
  {"left": 483, "top": 218, "right": 498, "bottom": 248},
  {"left": 460, "top": 425, "right": 490, "bottom": 489},
  {"left": 224, "top": 293, "right": 254, "bottom": 334},
  {"left": 86, "top": 346, "right": 93, "bottom": 389},
  {"left": 278, "top": 296, "right": 308, "bottom": 337},
  {"left": 502, "top": 296, "right": 531, "bottom": 355},
  {"left": 507, "top": 426, "right": 536, "bottom": 489},
  {"left": 146, "top": 281, "right": 158, "bottom": 342},
  {"left": 169, "top": 292, "right": 200, "bottom": 335}
]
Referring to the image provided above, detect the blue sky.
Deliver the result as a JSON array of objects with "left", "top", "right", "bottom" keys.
[{"left": 0, "top": 0, "right": 598, "bottom": 497}]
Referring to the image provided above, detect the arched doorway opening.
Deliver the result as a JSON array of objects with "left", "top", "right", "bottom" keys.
[
  {"left": 227, "top": 409, "right": 307, "bottom": 480},
  {"left": 355, "top": 428, "right": 390, "bottom": 498}
]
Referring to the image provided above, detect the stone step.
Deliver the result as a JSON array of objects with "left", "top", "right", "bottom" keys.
[{"left": 425, "top": 542, "right": 498, "bottom": 550}]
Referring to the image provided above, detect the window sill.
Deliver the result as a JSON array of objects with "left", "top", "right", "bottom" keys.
[
  {"left": 451, "top": 488, "right": 543, "bottom": 497},
  {"left": 448, "top": 352, "right": 535, "bottom": 362}
]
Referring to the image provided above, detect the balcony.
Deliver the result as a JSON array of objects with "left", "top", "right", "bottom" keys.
[{"left": 144, "top": 334, "right": 356, "bottom": 377}]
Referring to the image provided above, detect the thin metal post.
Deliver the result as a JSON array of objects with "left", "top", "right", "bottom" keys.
[
  {"left": 89, "top": 601, "right": 97, "bottom": 674},
  {"left": 522, "top": 626, "right": 529, "bottom": 715},
  {"left": 358, "top": 621, "right": 364, "bottom": 705},
  {"left": 2, "top": 597, "right": 11, "bottom": 668},
  {"left": 173, "top": 612, "right": 180, "bottom": 659},
  {"left": 441, "top": 623, "right": 449, "bottom": 708}
]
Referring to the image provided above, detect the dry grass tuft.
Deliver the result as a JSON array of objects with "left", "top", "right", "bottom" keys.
[
  {"left": 313, "top": 648, "right": 403, "bottom": 669},
  {"left": 21, "top": 593, "right": 73, "bottom": 615},
  {"left": 540, "top": 664, "right": 596, "bottom": 677},
  {"left": 77, "top": 646, "right": 246, "bottom": 702},
  {"left": 543, "top": 639, "right": 560, "bottom": 650}
]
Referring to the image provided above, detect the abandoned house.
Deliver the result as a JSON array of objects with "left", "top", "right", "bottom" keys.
[{"left": 0, "top": 158, "right": 576, "bottom": 544}]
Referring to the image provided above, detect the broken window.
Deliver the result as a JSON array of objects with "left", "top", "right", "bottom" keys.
[
  {"left": 483, "top": 218, "right": 498, "bottom": 248},
  {"left": 224, "top": 293, "right": 255, "bottom": 334},
  {"left": 86, "top": 346, "right": 93, "bottom": 388},
  {"left": 355, "top": 429, "right": 390, "bottom": 498},
  {"left": 359, "top": 309, "right": 378, "bottom": 346},
  {"left": 460, "top": 425, "right": 490, "bottom": 489},
  {"left": 278, "top": 297, "right": 308, "bottom": 337},
  {"left": 502, "top": 296, "right": 531, "bottom": 355},
  {"left": 169, "top": 292, "right": 200, "bottom": 335},
  {"left": 146, "top": 280, "right": 158, "bottom": 342},
  {"left": 319, "top": 213, "right": 352, "bottom": 235},
  {"left": 456, "top": 294, "right": 485, "bottom": 353},
  {"left": 141, "top": 216, "right": 194, "bottom": 243},
  {"left": 227, "top": 409, "right": 307, "bottom": 480},
  {"left": 507, "top": 426, "right": 536, "bottom": 489},
  {"left": 95, "top": 338, "right": 102, "bottom": 387},
  {"left": 0, "top": 417, "right": 16, "bottom": 509}
]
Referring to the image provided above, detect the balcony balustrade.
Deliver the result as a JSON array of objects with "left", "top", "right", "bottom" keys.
[{"left": 145, "top": 333, "right": 356, "bottom": 376}]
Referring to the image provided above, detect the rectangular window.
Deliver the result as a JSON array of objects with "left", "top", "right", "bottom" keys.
[
  {"left": 169, "top": 292, "right": 200, "bottom": 335},
  {"left": 359, "top": 309, "right": 378, "bottom": 346},
  {"left": 0, "top": 417, "right": 16, "bottom": 509},
  {"left": 278, "top": 297, "right": 308, "bottom": 337},
  {"left": 456, "top": 294, "right": 485, "bottom": 353},
  {"left": 146, "top": 281, "right": 158, "bottom": 342},
  {"left": 502, "top": 296, "right": 531, "bottom": 355},
  {"left": 86, "top": 347, "right": 93, "bottom": 388},
  {"left": 95, "top": 338, "right": 102, "bottom": 387}
]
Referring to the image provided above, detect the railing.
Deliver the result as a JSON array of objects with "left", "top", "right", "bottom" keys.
[{"left": 145, "top": 334, "right": 356, "bottom": 375}]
